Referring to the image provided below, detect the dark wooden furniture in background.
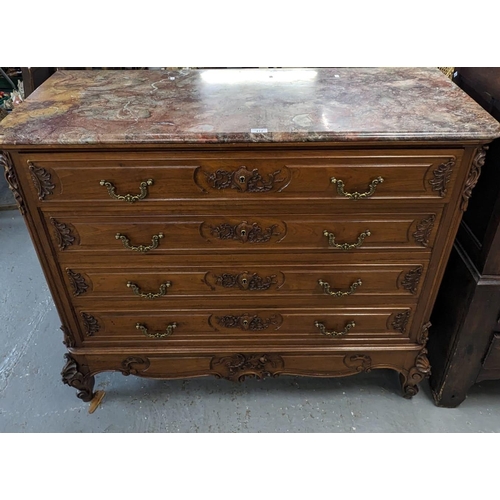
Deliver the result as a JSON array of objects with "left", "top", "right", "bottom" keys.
[
  {"left": 20, "top": 68, "right": 56, "bottom": 98},
  {"left": 1, "top": 68, "right": 499, "bottom": 406},
  {"left": 429, "top": 68, "right": 500, "bottom": 407}
]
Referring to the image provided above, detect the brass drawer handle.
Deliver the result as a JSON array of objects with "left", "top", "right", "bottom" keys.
[
  {"left": 127, "top": 281, "right": 171, "bottom": 298},
  {"left": 136, "top": 322, "right": 177, "bottom": 338},
  {"left": 100, "top": 179, "right": 154, "bottom": 203},
  {"left": 323, "top": 229, "right": 371, "bottom": 250},
  {"left": 314, "top": 320, "right": 355, "bottom": 337},
  {"left": 115, "top": 232, "right": 164, "bottom": 252},
  {"left": 331, "top": 176, "right": 384, "bottom": 200},
  {"left": 318, "top": 278, "right": 362, "bottom": 297}
]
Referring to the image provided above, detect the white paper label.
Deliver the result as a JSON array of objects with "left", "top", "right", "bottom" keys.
[{"left": 251, "top": 128, "right": 268, "bottom": 133}]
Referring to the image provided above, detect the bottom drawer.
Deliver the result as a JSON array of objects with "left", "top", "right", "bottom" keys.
[{"left": 75, "top": 306, "right": 415, "bottom": 346}]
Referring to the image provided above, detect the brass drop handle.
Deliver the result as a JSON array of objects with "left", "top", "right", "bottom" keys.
[
  {"left": 323, "top": 229, "right": 371, "bottom": 250},
  {"left": 115, "top": 232, "right": 164, "bottom": 252},
  {"left": 100, "top": 179, "right": 154, "bottom": 203},
  {"left": 318, "top": 278, "right": 362, "bottom": 297},
  {"left": 136, "top": 322, "right": 177, "bottom": 338},
  {"left": 314, "top": 320, "right": 355, "bottom": 337},
  {"left": 127, "top": 281, "right": 171, "bottom": 299},
  {"left": 331, "top": 176, "right": 384, "bottom": 200}
]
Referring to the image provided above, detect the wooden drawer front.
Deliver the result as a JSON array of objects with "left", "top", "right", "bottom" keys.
[
  {"left": 45, "top": 212, "right": 441, "bottom": 254},
  {"left": 20, "top": 149, "right": 462, "bottom": 204},
  {"left": 63, "top": 263, "right": 427, "bottom": 301},
  {"left": 76, "top": 307, "right": 415, "bottom": 345}
]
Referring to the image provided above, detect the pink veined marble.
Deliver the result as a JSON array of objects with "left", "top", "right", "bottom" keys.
[{"left": 1, "top": 67, "right": 500, "bottom": 145}]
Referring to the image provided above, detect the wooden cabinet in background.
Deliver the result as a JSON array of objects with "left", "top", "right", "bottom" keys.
[{"left": 429, "top": 68, "right": 500, "bottom": 407}]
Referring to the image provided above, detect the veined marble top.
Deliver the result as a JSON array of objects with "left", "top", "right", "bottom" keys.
[{"left": 1, "top": 68, "right": 499, "bottom": 145}]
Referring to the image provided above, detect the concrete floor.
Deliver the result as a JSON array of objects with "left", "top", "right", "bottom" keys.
[{"left": 1, "top": 204, "right": 500, "bottom": 432}]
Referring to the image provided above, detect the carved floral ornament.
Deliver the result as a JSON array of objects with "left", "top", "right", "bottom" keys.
[
  {"left": 28, "top": 162, "right": 55, "bottom": 200},
  {"left": 400, "top": 266, "right": 423, "bottom": 295},
  {"left": 201, "top": 165, "right": 291, "bottom": 193},
  {"left": 412, "top": 214, "right": 436, "bottom": 247},
  {"left": 461, "top": 146, "right": 489, "bottom": 211},
  {"left": 1, "top": 151, "right": 25, "bottom": 214},
  {"left": 50, "top": 218, "right": 77, "bottom": 250},
  {"left": 67, "top": 269, "right": 89, "bottom": 296},
  {"left": 429, "top": 158, "right": 455, "bottom": 197},
  {"left": 208, "top": 221, "right": 283, "bottom": 243},
  {"left": 205, "top": 271, "right": 281, "bottom": 291}
]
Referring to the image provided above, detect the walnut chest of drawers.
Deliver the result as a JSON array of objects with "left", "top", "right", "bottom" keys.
[{"left": 2, "top": 68, "right": 499, "bottom": 404}]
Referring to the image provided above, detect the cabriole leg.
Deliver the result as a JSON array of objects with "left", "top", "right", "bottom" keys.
[
  {"left": 61, "top": 353, "right": 95, "bottom": 402},
  {"left": 400, "top": 349, "right": 431, "bottom": 399}
]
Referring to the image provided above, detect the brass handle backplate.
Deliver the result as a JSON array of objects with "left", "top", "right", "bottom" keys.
[
  {"left": 323, "top": 229, "right": 371, "bottom": 250},
  {"left": 100, "top": 179, "right": 154, "bottom": 203},
  {"left": 136, "top": 322, "right": 177, "bottom": 338},
  {"left": 127, "top": 281, "right": 171, "bottom": 299},
  {"left": 318, "top": 279, "right": 362, "bottom": 297},
  {"left": 331, "top": 176, "right": 384, "bottom": 200},
  {"left": 115, "top": 232, "right": 164, "bottom": 252},
  {"left": 314, "top": 320, "right": 355, "bottom": 337}
]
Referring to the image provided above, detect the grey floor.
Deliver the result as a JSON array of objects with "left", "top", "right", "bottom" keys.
[{"left": 1, "top": 179, "right": 500, "bottom": 432}]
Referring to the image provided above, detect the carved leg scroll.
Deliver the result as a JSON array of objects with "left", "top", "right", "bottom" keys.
[
  {"left": 61, "top": 353, "right": 96, "bottom": 402},
  {"left": 400, "top": 349, "right": 431, "bottom": 398}
]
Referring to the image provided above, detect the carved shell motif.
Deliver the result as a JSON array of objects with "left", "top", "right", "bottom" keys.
[{"left": 402, "top": 348, "right": 431, "bottom": 398}]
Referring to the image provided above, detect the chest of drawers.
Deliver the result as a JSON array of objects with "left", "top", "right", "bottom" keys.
[{"left": 1, "top": 68, "right": 499, "bottom": 405}]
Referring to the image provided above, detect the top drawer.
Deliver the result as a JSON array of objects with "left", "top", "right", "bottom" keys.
[{"left": 18, "top": 149, "right": 464, "bottom": 205}]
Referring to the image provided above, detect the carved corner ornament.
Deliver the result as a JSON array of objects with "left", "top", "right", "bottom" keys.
[
  {"left": 81, "top": 312, "right": 100, "bottom": 336},
  {"left": 60, "top": 325, "right": 75, "bottom": 348},
  {"left": 412, "top": 214, "right": 436, "bottom": 247},
  {"left": 28, "top": 162, "right": 55, "bottom": 200},
  {"left": 418, "top": 321, "right": 431, "bottom": 347},
  {"left": 210, "top": 353, "right": 285, "bottom": 382},
  {"left": 67, "top": 269, "right": 89, "bottom": 296},
  {"left": 1, "top": 151, "right": 26, "bottom": 214},
  {"left": 461, "top": 146, "right": 489, "bottom": 211},
  {"left": 50, "top": 218, "right": 77, "bottom": 250},
  {"left": 400, "top": 266, "right": 423, "bottom": 295},
  {"left": 61, "top": 353, "right": 95, "bottom": 402},
  {"left": 429, "top": 158, "right": 454, "bottom": 197},
  {"left": 402, "top": 349, "right": 431, "bottom": 399}
]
